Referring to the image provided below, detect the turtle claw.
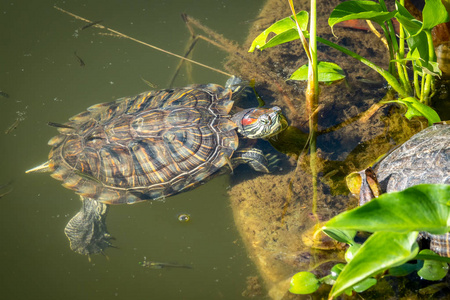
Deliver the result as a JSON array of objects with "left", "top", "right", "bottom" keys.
[{"left": 64, "top": 196, "right": 112, "bottom": 256}]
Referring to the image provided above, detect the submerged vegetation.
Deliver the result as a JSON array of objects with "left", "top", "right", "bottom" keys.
[{"left": 249, "top": 0, "right": 450, "bottom": 298}]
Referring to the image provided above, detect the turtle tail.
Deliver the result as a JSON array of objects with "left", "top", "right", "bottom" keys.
[
  {"left": 64, "top": 196, "right": 113, "bottom": 256},
  {"left": 25, "top": 161, "right": 52, "bottom": 173}
]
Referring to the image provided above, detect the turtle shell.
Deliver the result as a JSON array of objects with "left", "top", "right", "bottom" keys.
[
  {"left": 375, "top": 123, "right": 450, "bottom": 256},
  {"left": 47, "top": 84, "right": 239, "bottom": 204},
  {"left": 375, "top": 123, "right": 450, "bottom": 191}
]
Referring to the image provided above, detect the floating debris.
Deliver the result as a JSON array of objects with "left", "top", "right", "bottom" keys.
[
  {"left": 5, "top": 119, "right": 21, "bottom": 134},
  {"left": 81, "top": 20, "right": 103, "bottom": 30},
  {"left": 139, "top": 257, "right": 192, "bottom": 269},
  {"left": 0, "top": 189, "right": 13, "bottom": 199},
  {"left": 177, "top": 213, "right": 191, "bottom": 222},
  {"left": 74, "top": 51, "right": 85, "bottom": 67}
]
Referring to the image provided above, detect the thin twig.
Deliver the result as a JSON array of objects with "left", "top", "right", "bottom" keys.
[{"left": 54, "top": 6, "right": 232, "bottom": 77}]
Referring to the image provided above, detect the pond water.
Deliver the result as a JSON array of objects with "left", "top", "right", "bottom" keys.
[
  {"left": 0, "top": 1, "right": 267, "bottom": 299},
  {"left": 2, "top": 0, "right": 449, "bottom": 299}
]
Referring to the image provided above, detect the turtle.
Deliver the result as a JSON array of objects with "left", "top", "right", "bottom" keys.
[
  {"left": 356, "top": 122, "right": 450, "bottom": 256},
  {"left": 26, "top": 77, "right": 288, "bottom": 256}
]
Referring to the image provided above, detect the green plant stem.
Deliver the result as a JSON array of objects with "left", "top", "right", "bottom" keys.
[
  {"left": 421, "top": 30, "right": 435, "bottom": 105},
  {"left": 380, "top": 24, "right": 395, "bottom": 75},
  {"left": 396, "top": 1, "right": 412, "bottom": 96},
  {"left": 413, "top": 68, "right": 421, "bottom": 97},
  {"left": 379, "top": 0, "right": 398, "bottom": 75},
  {"left": 314, "top": 36, "right": 408, "bottom": 98},
  {"left": 308, "top": 0, "right": 319, "bottom": 218}
]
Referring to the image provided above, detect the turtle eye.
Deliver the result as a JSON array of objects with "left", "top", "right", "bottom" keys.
[{"left": 259, "top": 115, "right": 271, "bottom": 125}]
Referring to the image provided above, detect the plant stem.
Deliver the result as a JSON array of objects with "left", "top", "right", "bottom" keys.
[
  {"left": 421, "top": 30, "right": 436, "bottom": 105},
  {"left": 396, "top": 0, "right": 412, "bottom": 96},
  {"left": 307, "top": 0, "right": 319, "bottom": 218}
]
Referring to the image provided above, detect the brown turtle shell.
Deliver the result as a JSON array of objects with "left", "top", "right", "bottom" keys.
[
  {"left": 375, "top": 123, "right": 450, "bottom": 256},
  {"left": 47, "top": 84, "right": 238, "bottom": 204}
]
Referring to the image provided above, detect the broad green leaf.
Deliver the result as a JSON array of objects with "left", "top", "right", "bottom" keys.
[
  {"left": 396, "top": 0, "right": 449, "bottom": 37},
  {"left": 383, "top": 97, "right": 441, "bottom": 126},
  {"left": 422, "top": 0, "right": 450, "bottom": 31},
  {"left": 322, "top": 228, "right": 356, "bottom": 245},
  {"left": 388, "top": 261, "right": 423, "bottom": 276},
  {"left": 345, "top": 243, "right": 362, "bottom": 262},
  {"left": 331, "top": 263, "right": 345, "bottom": 278},
  {"left": 330, "top": 231, "right": 419, "bottom": 298},
  {"left": 352, "top": 277, "right": 377, "bottom": 293},
  {"left": 395, "top": 1, "right": 423, "bottom": 36},
  {"left": 323, "top": 184, "right": 450, "bottom": 234},
  {"left": 249, "top": 11, "right": 308, "bottom": 52},
  {"left": 415, "top": 254, "right": 450, "bottom": 263},
  {"left": 329, "top": 1, "right": 396, "bottom": 31},
  {"left": 289, "top": 271, "right": 320, "bottom": 294},
  {"left": 289, "top": 61, "right": 345, "bottom": 82},
  {"left": 257, "top": 28, "right": 301, "bottom": 50},
  {"left": 406, "top": 31, "right": 428, "bottom": 56},
  {"left": 417, "top": 249, "right": 449, "bottom": 280}
]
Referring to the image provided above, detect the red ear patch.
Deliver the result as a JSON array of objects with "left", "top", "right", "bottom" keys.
[{"left": 241, "top": 116, "right": 256, "bottom": 126}]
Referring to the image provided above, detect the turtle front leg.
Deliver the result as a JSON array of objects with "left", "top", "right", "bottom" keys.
[
  {"left": 64, "top": 196, "right": 112, "bottom": 256},
  {"left": 231, "top": 148, "right": 280, "bottom": 173}
]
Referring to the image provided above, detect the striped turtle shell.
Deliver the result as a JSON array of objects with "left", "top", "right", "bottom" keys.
[{"left": 47, "top": 84, "right": 239, "bottom": 205}]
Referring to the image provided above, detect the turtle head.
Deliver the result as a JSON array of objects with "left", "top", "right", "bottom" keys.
[{"left": 232, "top": 106, "right": 287, "bottom": 139}]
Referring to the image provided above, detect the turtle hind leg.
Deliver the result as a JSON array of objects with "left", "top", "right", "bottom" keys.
[
  {"left": 231, "top": 148, "right": 280, "bottom": 173},
  {"left": 64, "top": 196, "right": 112, "bottom": 256}
]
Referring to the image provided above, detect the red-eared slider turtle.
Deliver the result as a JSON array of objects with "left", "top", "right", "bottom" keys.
[
  {"left": 357, "top": 122, "right": 450, "bottom": 256},
  {"left": 27, "top": 77, "right": 287, "bottom": 256}
]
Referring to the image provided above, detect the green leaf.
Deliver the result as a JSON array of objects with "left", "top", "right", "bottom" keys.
[
  {"left": 388, "top": 261, "right": 423, "bottom": 277},
  {"left": 417, "top": 249, "right": 449, "bottom": 281},
  {"left": 396, "top": 0, "right": 449, "bottom": 37},
  {"left": 330, "top": 231, "right": 419, "bottom": 298},
  {"left": 406, "top": 31, "right": 428, "bottom": 56},
  {"left": 323, "top": 228, "right": 356, "bottom": 245},
  {"left": 330, "top": 263, "right": 346, "bottom": 279},
  {"left": 249, "top": 11, "right": 308, "bottom": 52},
  {"left": 395, "top": 1, "right": 423, "bottom": 36},
  {"left": 257, "top": 28, "right": 301, "bottom": 51},
  {"left": 345, "top": 243, "right": 362, "bottom": 262},
  {"left": 352, "top": 277, "right": 377, "bottom": 293},
  {"left": 422, "top": 0, "right": 450, "bottom": 31},
  {"left": 289, "top": 61, "right": 346, "bottom": 82},
  {"left": 383, "top": 97, "right": 441, "bottom": 126},
  {"left": 289, "top": 271, "right": 320, "bottom": 294},
  {"left": 415, "top": 254, "right": 450, "bottom": 264},
  {"left": 323, "top": 184, "right": 450, "bottom": 234},
  {"left": 329, "top": 1, "right": 396, "bottom": 32}
]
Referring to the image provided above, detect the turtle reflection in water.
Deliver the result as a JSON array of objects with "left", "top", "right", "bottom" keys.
[
  {"left": 26, "top": 77, "right": 287, "bottom": 256},
  {"left": 357, "top": 123, "right": 450, "bottom": 256}
]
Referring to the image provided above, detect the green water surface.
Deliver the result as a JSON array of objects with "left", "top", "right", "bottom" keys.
[{"left": 0, "top": 1, "right": 265, "bottom": 299}]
